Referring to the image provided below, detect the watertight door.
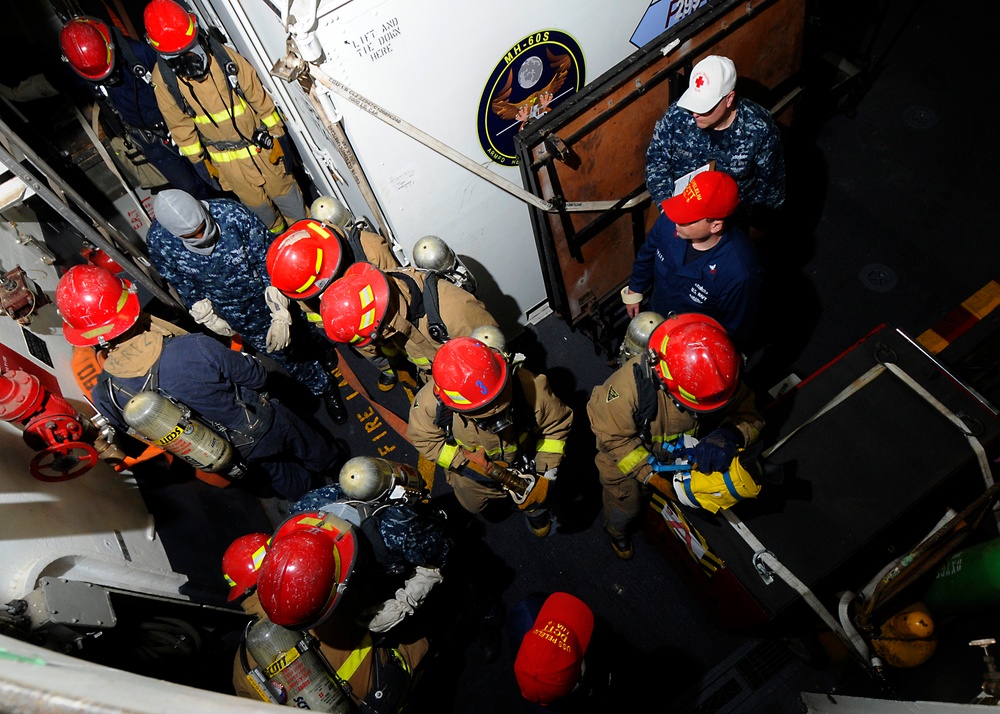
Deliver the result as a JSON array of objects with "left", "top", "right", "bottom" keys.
[{"left": 515, "top": 0, "right": 805, "bottom": 352}]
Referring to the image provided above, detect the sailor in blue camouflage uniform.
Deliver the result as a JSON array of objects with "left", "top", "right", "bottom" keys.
[
  {"left": 645, "top": 55, "right": 785, "bottom": 228},
  {"left": 291, "top": 456, "right": 452, "bottom": 634},
  {"left": 145, "top": 189, "right": 348, "bottom": 424}
]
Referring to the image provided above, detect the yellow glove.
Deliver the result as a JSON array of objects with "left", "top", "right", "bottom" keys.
[
  {"left": 203, "top": 157, "right": 219, "bottom": 179},
  {"left": 269, "top": 140, "right": 284, "bottom": 165},
  {"left": 515, "top": 476, "right": 549, "bottom": 510}
]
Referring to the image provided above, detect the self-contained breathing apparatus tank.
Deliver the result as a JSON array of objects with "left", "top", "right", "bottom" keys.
[
  {"left": 310, "top": 195, "right": 355, "bottom": 229},
  {"left": 618, "top": 311, "right": 666, "bottom": 367},
  {"left": 243, "top": 616, "right": 355, "bottom": 712},
  {"left": 122, "top": 391, "right": 246, "bottom": 478},
  {"left": 339, "top": 455, "right": 429, "bottom": 503},
  {"left": 411, "top": 235, "right": 478, "bottom": 295},
  {"left": 469, "top": 324, "right": 507, "bottom": 356}
]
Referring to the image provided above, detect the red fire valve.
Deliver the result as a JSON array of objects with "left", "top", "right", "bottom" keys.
[{"left": 1, "top": 369, "right": 98, "bottom": 481}]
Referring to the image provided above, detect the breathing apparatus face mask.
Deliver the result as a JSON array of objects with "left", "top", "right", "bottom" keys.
[
  {"left": 165, "top": 42, "right": 209, "bottom": 79},
  {"left": 470, "top": 401, "right": 514, "bottom": 435}
]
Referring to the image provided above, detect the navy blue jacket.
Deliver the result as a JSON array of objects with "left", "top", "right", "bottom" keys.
[
  {"left": 92, "top": 333, "right": 266, "bottom": 434},
  {"left": 628, "top": 214, "right": 763, "bottom": 348},
  {"left": 98, "top": 37, "right": 165, "bottom": 134}
]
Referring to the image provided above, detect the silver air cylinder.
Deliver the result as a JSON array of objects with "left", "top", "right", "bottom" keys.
[
  {"left": 244, "top": 616, "right": 354, "bottom": 712},
  {"left": 122, "top": 391, "right": 234, "bottom": 474},
  {"left": 339, "top": 456, "right": 426, "bottom": 501},
  {"left": 309, "top": 196, "right": 354, "bottom": 228},
  {"left": 470, "top": 325, "right": 507, "bottom": 355},
  {"left": 618, "top": 311, "right": 666, "bottom": 367},
  {"left": 411, "top": 235, "right": 478, "bottom": 295}
]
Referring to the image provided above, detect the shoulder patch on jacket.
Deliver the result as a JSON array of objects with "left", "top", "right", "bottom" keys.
[{"left": 606, "top": 385, "right": 619, "bottom": 402}]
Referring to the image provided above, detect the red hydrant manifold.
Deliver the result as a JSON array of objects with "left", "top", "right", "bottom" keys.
[{"left": 0, "top": 369, "right": 98, "bottom": 481}]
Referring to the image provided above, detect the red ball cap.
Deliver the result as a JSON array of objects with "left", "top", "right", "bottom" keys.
[
  {"left": 514, "top": 592, "right": 594, "bottom": 706},
  {"left": 661, "top": 170, "right": 739, "bottom": 224}
]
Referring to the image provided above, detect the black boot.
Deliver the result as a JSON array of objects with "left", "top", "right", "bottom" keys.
[
  {"left": 609, "top": 532, "right": 634, "bottom": 560},
  {"left": 323, "top": 387, "right": 348, "bottom": 425},
  {"left": 319, "top": 347, "right": 340, "bottom": 374},
  {"left": 378, "top": 368, "right": 398, "bottom": 392}
]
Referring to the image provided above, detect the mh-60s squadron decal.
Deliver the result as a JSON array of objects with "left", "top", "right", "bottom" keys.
[{"left": 477, "top": 30, "right": 585, "bottom": 166}]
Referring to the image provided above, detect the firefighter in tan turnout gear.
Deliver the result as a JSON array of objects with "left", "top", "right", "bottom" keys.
[
  {"left": 265, "top": 198, "right": 403, "bottom": 389},
  {"left": 587, "top": 313, "right": 763, "bottom": 559},
  {"left": 319, "top": 261, "right": 499, "bottom": 384},
  {"left": 144, "top": 0, "right": 305, "bottom": 232},
  {"left": 407, "top": 336, "right": 573, "bottom": 537}
]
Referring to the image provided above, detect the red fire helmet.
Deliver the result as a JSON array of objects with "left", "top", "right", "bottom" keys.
[
  {"left": 647, "top": 313, "right": 740, "bottom": 412},
  {"left": 144, "top": 0, "right": 199, "bottom": 55},
  {"left": 221, "top": 532, "right": 269, "bottom": 602},
  {"left": 266, "top": 220, "right": 346, "bottom": 300},
  {"left": 319, "top": 262, "right": 390, "bottom": 347},
  {"left": 256, "top": 511, "right": 359, "bottom": 629},
  {"left": 60, "top": 17, "right": 115, "bottom": 81},
  {"left": 432, "top": 336, "right": 509, "bottom": 412},
  {"left": 55, "top": 265, "right": 141, "bottom": 347}
]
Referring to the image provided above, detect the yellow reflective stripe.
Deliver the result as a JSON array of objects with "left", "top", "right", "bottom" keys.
[
  {"left": 535, "top": 438, "right": 565, "bottom": 454},
  {"left": 650, "top": 429, "right": 695, "bottom": 445},
  {"left": 193, "top": 97, "right": 247, "bottom": 124},
  {"left": 207, "top": 144, "right": 262, "bottom": 162},
  {"left": 409, "top": 356, "right": 431, "bottom": 366},
  {"left": 295, "top": 276, "right": 316, "bottom": 294},
  {"left": 306, "top": 312, "right": 322, "bottom": 323},
  {"left": 618, "top": 445, "right": 650, "bottom": 475},
  {"left": 251, "top": 545, "right": 266, "bottom": 571},
  {"left": 179, "top": 141, "right": 203, "bottom": 156},
  {"left": 311, "top": 222, "right": 332, "bottom": 238},
  {"left": 437, "top": 443, "right": 459, "bottom": 469},
  {"left": 314, "top": 248, "right": 324, "bottom": 274},
  {"left": 223, "top": 574, "right": 236, "bottom": 587},
  {"left": 391, "top": 648, "right": 410, "bottom": 674},
  {"left": 442, "top": 389, "right": 471, "bottom": 406},
  {"left": 261, "top": 110, "right": 281, "bottom": 128},
  {"left": 337, "top": 632, "right": 373, "bottom": 681},
  {"left": 483, "top": 446, "right": 514, "bottom": 459}
]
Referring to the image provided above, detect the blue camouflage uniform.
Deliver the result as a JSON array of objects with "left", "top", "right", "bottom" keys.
[
  {"left": 146, "top": 198, "right": 333, "bottom": 397},
  {"left": 628, "top": 213, "right": 764, "bottom": 348},
  {"left": 292, "top": 485, "right": 452, "bottom": 571},
  {"left": 75, "top": 35, "right": 216, "bottom": 200},
  {"left": 92, "top": 333, "right": 336, "bottom": 500},
  {"left": 645, "top": 97, "right": 785, "bottom": 219}
]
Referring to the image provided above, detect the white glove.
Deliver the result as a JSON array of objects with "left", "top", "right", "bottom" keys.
[
  {"left": 189, "top": 298, "right": 235, "bottom": 337},
  {"left": 541, "top": 468, "right": 558, "bottom": 482},
  {"left": 367, "top": 565, "right": 443, "bottom": 633},
  {"left": 264, "top": 286, "right": 292, "bottom": 353}
]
